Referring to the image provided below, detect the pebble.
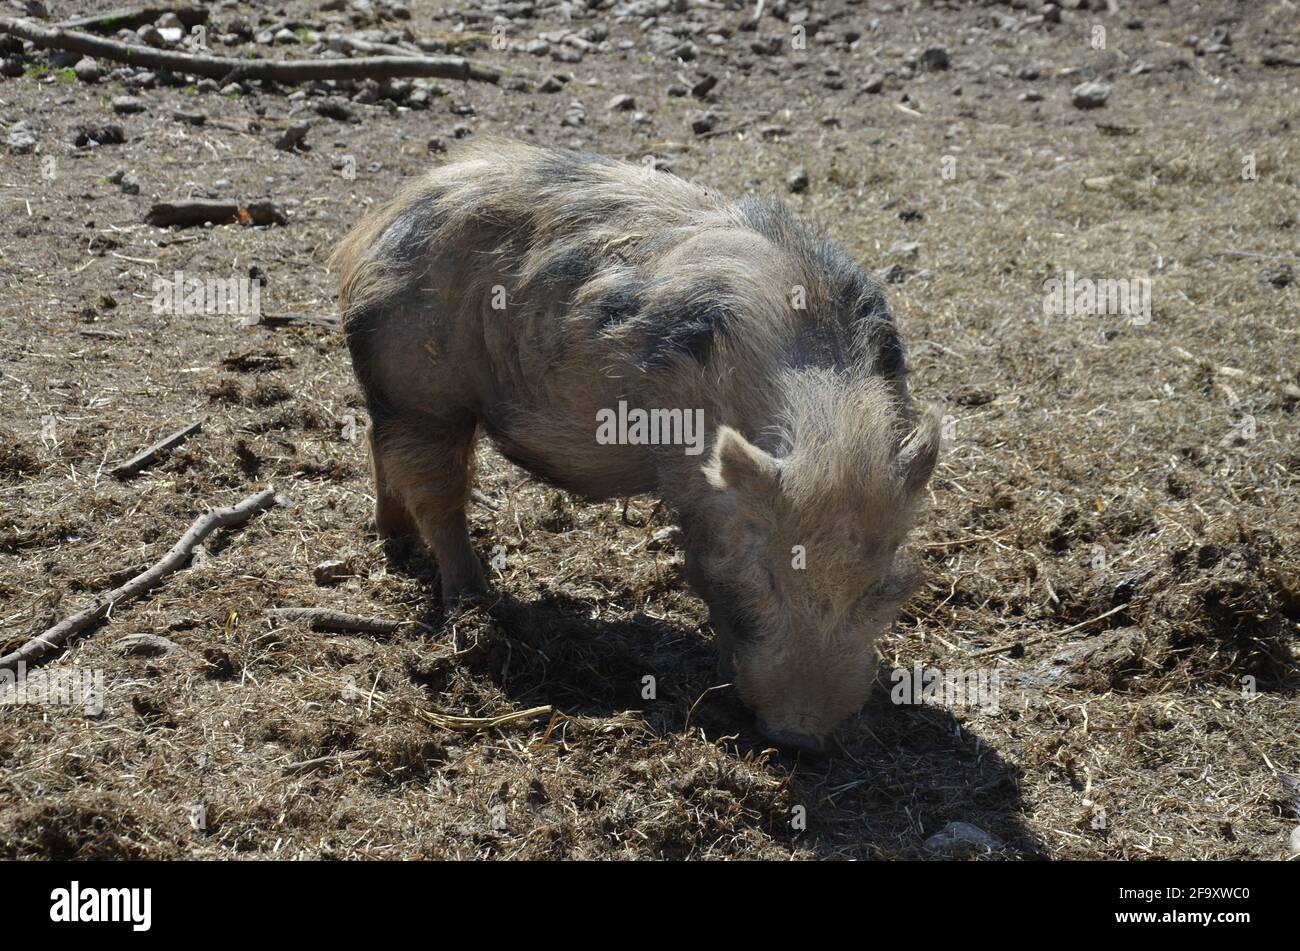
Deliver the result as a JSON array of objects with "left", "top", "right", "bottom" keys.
[
  {"left": 1071, "top": 81, "right": 1111, "bottom": 109},
  {"left": 7, "top": 124, "right": 36, "bottom": 155},
  {"left": 787, "top": 167, "right": 810, "bottom": 193},
  {"left": 112, "top": 95, "right": 146, "bottom": 115},
  {"left": 923, "top": 822, "right": 1003, "bottom": 857},
  {"left": 920, "top": 45, "right": 950, "bottom": 70},
  {"left": 73, "top": 56, "right": 101, "bottom": 83}
]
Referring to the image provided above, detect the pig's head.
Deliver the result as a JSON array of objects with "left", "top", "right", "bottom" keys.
[{"left": 688, "top": 378, "right": 941, "bottom": 755}]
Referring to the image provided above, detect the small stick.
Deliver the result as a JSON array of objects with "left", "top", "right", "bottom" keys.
[
  {"left": 110, "top": 419, "right": 203, "bottom": 480},
  {"left": 267, "top": 608, "right": 404, "bottom": 635},
  {"left": 253, "top": 313, "right": 341, "bottom": 329},
  {"left": 0, "top": 488, "right": 282, "bottom": 672},
  {"left": 423, "top": 705, "right": 553, "bottom": 732},
  {"left": 470, "top": 488, "right": 500, "bottom": 511},
  {"left": 280, "top": 750, "right": 366, "bottom": 776},
  {"left": 970, "top": 604, "right": 1128, "bottom": 657}
]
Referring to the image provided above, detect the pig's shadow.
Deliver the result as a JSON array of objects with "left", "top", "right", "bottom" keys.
[{"left": 418, "top": 587, "right": 1045, "bottom": 859}]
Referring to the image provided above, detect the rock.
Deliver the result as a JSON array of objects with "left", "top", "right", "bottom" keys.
[
  {"left": 1, "top": 57, "right": 23, "bottom": 79},
  {"left": 607, "top": 93, "right": 636, "bottom": 111},
  {"left": 539, "top": 74, "right": 565, "bottom": 93},
  {"left": 889, "top": 240, "right": 920, "bottom": 259},
  {"left": 275, "top": 121, "right": 312, "bottom": 151},
  {"left": 1020, "top": 89, "right": 1044, "bottom": 102},
  {"left": 74, "top": 56, "right": 102, "bottom": 83},
  {"left": 923, "top": 822, "right": 1003, "bottom": 857},
  {"left": 7, "top": 126, "right": 37, "bottom": 155},
  {"left": 690, "top": 112, "right": 718, "bottom": 135},
  {"left": 119, "top": 173, "right": 141, "bottom": 195},
  {"left": 157, "top": 12, "right": 184, "bottom": 29},
  {"left": 786, "top": 167, "right": 810, "bottom": 193},
  {"left": 313, "top": 559, "right": 353, "bottom": 585},
  {"left": 883, "top": 263, "right": 914, "bottom": 284},
  {"left": 666, "top": 83, "right": 689, "bottom": 97},
  {"left": 137, "top": 24, "right": 164, "bottom": 47},
  {"left": 524, "top": 39, "right": 550, "bottom": 56},
  {"left": 157, "top": 27, "right": 184, "bottom": 45},
  {"left": 861, "top": 73, "right": 884, "bottom": 94},
  {"left": 112, "top": 95, "right": 146, "bottom": 115},
  {"left": 560, "top": 102, "right": 585, "bottom": 128},
  {"left": 1071, "top": 81, "right": 1110, "bottom": 109},
  {"left": 244, "top": 200, "right": 288, "bottom": 226},
  {"left": 173, "top": 110, "right": 207, "bottom": 126},
  {"left": 117, "top": 633, "right": 188, "bottom": 657},
  {"left": 647, "top": 526, "right": 682, "bottom": 551},
  {"left": 274, "top": 28, "right": 300, "bottom": 45},
  {"left": 314, "top": 97, "right": 355, "bottom": 121},
  {"left": 690, "top": 74, "right": 717, "bottom": 99},
  {"left": 73, "top": 123, "right": 126, "bottom": 147},
  {"left": 920, "top": 45, "right": 950, "bottom": 70},
  {"left": 1260, "top": 264, "right": 1293, "bottom": 288},
  {"left": 1290, "top": 825, "right": 1300, "bottom": 858},
  {"left": 1083, "top": 175, "right": 1115, "bottom": 190}
]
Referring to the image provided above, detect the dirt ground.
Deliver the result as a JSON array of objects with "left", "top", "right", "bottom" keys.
[{"left": 0, "top": 0, "right": 1297, "bottom": 860}]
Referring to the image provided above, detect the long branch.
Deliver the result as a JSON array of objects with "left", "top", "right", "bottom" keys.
[
  {"left": 0, "top": 488, "right": 283, "bottom": 672},
  {"left": 0, "top": 18, "right": 504, "bottom": 85}
]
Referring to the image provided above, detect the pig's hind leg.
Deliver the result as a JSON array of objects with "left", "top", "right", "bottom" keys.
[
  {"left": 371, "top": 411, "right": 488, "bottom": 606},
  {"left": 368, "top": 426, "right": 417, "bottom": 541}
]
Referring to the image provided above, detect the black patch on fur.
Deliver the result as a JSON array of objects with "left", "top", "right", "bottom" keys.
[
  {"left": 850, "top": 286, "right": 906, "bottom": 380},
  {"left": 639, "top": 280, "right": 732, "bottom": 369},
  {"left": 377, "top": 205, "right": 436, "bottom": 263},
  {"left": 533, "top": 247, "right": 596, "bottom": 290},
  {"left": 530, "top": 148, "right": 617, "bottom": 191},
  {"left": 733, "top": 195, "right": 799, "bottom": 245},
  {"left": 592, "top": 282, "right": 645, "bottom": 329}
]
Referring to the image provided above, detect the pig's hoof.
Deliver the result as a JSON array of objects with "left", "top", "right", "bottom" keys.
[{"left": 440, "top": 577, "right": 490, "bottom": 609}]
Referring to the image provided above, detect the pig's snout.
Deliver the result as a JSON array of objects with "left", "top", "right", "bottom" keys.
[{"left": 755, "top": 718, "right": 831, "bottom": 757}]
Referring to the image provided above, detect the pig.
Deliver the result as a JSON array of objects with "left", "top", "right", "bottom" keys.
[{"left": 331, "top": 139, "right": 941, "bottom": 754}]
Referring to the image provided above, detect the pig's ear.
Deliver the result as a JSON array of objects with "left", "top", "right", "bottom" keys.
[
  {"left": 894, "top": 406, "right": 941, "bottom": 494},
  {"left": 704, "top": 425, "right": 781, "bottom": 498}
]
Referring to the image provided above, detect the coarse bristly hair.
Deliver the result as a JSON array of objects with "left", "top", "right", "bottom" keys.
[{"left": 331, "top": 137, "right": 941, "bottom": 752}]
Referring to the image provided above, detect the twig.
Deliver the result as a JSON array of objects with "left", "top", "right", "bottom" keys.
[
  {"left": 266, "top": 608, "right": 410, "bottom": 635},
  {"left": 683, "top": 683, "right": 731, "bottom": 735},
  {"left": 970, "top": 604, "right": 1128, "bottom": 657},
  {"left": 422, "top": 705, "right": 553, "bottom": 732},
  {"left": 0, "top": 488, "right": 283, "bottom": 672},
  {"left": 0, "top": 17, "right": 505, "bottom": 85},
  {"left": 253, "top": 312, "right": 341, "bottom": 329},
  {"left": 110, "top": 419, "right": 203, "bottom": 480},
  {"left": 470, "top": 488, "right": 500, "bottom": 511},
  {"left": 281, "top": 750, "right": 366, "bottom": 776}
]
